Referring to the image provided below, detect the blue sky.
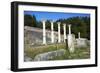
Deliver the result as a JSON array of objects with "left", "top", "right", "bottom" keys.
[{"left": 24, "top": 11, "right": 90, "bottom": 21}]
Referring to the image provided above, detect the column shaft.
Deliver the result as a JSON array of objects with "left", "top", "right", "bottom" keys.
[
  {"left": 68, "top": 25, "right": 71, "bottom": 34},
  {"left": 78, "top": 32, "right": 80, "bottom": 39},
  {"left": 51, "top": 22, "right": 54, "bottom": 43},
  {"left": 58, "top": 22, "right": 61, "bottom": 43},
  {"left": 43, "top": 20, "right": 46, "bottom": 44},
  {"left": 63, "top": 24, "right": 66, "bottom": 42}
]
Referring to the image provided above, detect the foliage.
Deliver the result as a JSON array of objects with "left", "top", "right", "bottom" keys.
[
  {"left": 24, "top": 14, "right": 37, "bottom": 27},
  {"left": 25, "top": 43, "right": 66, "bottom": 59},
  {"left": 55, "top": 16, "right": 90, "bottom": 39}
]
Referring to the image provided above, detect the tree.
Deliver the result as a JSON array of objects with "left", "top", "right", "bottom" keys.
[
  {"left": 53, "top": 16, "right": 90, "bottom": 39},
  {"left": 46, "top": 20, "right": 51, "bottom": 30},
  {"left": 24, "top": 14, "right": 37, "bottom": 27},
  {"left": 36, "top": 21, "right": 43, "bottom": 28}
]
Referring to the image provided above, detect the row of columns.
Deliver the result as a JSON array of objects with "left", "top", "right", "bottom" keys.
[
  {"left": 42, "top": 20, "right": 81, "bottom": 44},
  {"left": 42, "top": 20, "right": 81, "bottom": 53},
  {"left": 42, "top": 20, "right": 67, "bottom": 44}
]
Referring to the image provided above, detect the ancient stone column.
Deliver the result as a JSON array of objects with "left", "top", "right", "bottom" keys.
[
  {"left": 67, "top": 25, "right": 75, "bottom": 53},
  {"left": 51, "top": 21, "right": 54, "bottom": 43},
  {"left": 42, "top": 20, "right": 46, "bottom": 44},
  {"left": 63, "top": 24, "right": 67, "bottom": 42},
  {"left": 57, "top": 22, "right": 61, "bottom": 43},
  {"left": 78, "top": 32, "right": 80, "bottom": 39},
  {"left": 68, "top": 25, "right": 71, "bottom": 34}
]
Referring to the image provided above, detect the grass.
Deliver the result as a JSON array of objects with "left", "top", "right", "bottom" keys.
[
  {"left": 52, "top": 47, "right": 90, "bottom": 60},
  {"left": 24, "top": 43, "right": 90, "bottom": 61},
  {"left": 24, "top": 43, "right": 66, "bottom": 59}
]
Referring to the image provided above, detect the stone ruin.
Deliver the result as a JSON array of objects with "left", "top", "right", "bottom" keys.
[
  {"left": 34, "top": 49, "right": 66, "bottom": 61},
  {"left": 24, "top": 20, "right": 90, "bottom": 53},
  {"left": 24, "top": 20, "right": 90, "bottom": 61}
]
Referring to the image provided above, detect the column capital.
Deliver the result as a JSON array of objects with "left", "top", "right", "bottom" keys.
[
  {"left": 68, "top": 24, "right": 71, "bottom": 27},
  {"left": 57, "top": 22, "right": 61, "bottom": 24},
  {"left": 41, "top": 19, "right": 46, "bottom": 22},
  {"left": 50, "top": 20, "right": 54, "bottom": 23},
  {"left": 63, "top": 23, "right": 66, "bottom": 26}
]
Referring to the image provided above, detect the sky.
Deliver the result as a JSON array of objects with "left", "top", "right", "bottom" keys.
[{"left": 24, "top": 11, "right": 90, "bottom": 21}]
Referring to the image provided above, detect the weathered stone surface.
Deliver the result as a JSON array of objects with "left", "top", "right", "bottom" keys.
[
  {"left": 24, "top": 56, "right": 33, "bottom": 62},
  {"left": 76, "top": 38, "right": 89, "bottom": 48},
  {"left": 67, "top": 34, "right": 76, "bottom": 53},
  {"left": 34, "top": 49, "right": 66, "bottom": 61}
]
